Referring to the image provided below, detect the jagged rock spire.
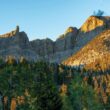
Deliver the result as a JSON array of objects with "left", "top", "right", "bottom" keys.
[
  {"left": 16, "top": 25, "right": 19, "bottom": 33},
  {"left": 0, "top": 26, "right": 20, "bottom": 38}
]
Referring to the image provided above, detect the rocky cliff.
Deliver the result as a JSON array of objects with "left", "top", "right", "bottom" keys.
[
  {"left": 0, "top": 26, "right": 38, "bottom": 61},
  {"left": 0, "top": 25, "right": 78, "bottom": 62},
  {"left": 0, "top": 16, "right": 110, "bottom": 63},
  {"left": 63, "top": 29, "right": 110, "bottom": 70}
]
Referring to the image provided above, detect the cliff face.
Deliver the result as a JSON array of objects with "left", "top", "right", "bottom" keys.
[
  {"left": 55, "top": 27, "right": 78, "bottom": 52},
  {"left": 80, "top": 16, "right": 105, "bottom": 32},
  {"left": 0, "top": 26, "right": 38, "bottom": 61},
  {"left": 63, "top": 29, "right": 110, "bottom": 70},
  {"left": 0, "top": 26, "right": 78, "bottom": 62},
  {"left": 30, "top": 38, "right": 54, "bottom": 56},
  {"left": 0, "top": 16, "right": 110, "bottom": 63},
  {"left": 29, "top": 27, "right": 78, "bottom": 62}
]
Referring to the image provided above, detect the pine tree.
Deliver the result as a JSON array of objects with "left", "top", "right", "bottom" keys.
[{"left": 68, "top": 75, "right": 104, "bottom": 110}]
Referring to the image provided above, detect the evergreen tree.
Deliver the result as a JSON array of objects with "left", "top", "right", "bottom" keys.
[
  {"left": 68, "top": 75, "right": 104, "bottom": 110},
  {"left": 61, "top": 94, "right": 72, "bottom": 110}
]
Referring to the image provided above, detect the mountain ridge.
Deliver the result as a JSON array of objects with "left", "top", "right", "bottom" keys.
[
  {"left": 63, "top": 29, "right": 110, "bottom": 70},
  {"left": 0, "top": 16, "right": 110, "bottom": 63}
]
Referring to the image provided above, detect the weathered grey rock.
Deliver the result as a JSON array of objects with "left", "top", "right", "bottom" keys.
[
  {"left": 72, "top": 16, "right": 110, "bottom": 54},
  {"left": 0, "top": 32, "right": 30, "bottom": 50},
  {"left": 0, "top": 16, "right": 110, "bottom": 63},
  {"left": 0, "top": 26, "right": 38, "bottom": 61},
  {"left": 48, "top": 16, "right": 110, "bottom": 63},
  {"left": 30, "top": 38, "right": 54, "bottom": 56},
  {"left": 54, "top": 27, "right": 78, "bottom": 52},
  {"left": 63, "top": 29, "right": 110, "bottom": 68}
]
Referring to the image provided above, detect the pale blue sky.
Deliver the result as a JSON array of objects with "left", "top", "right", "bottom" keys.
[{"left": 0, "top": 0, "right": 109, "bottom": 41}]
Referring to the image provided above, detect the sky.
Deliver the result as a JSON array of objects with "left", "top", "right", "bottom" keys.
[{"left": 0, "top": 0, "right": 110, "bottom": 41}]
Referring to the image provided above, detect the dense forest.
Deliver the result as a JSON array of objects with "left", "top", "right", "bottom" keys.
[{"left": 0, "top": 57, "right": 110, "bottom": 110}]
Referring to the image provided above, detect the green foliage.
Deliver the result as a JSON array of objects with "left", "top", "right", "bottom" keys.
[
  {"left": 61, "top": 94, "right": 72, "bottom": 110},
  {"left": 0, "top": 59, "right": 108, "bottom": 110},
  {"left": 93, "top": 10, "right": 104, "bottom": 16},
  {"left": 0, "top": 61, "right": 62, "bottom": 110},
  {"left": 68, "top": 75, "right": 104, "bottom": 110},
  {"left": 31, "top": 62, "right": 62, "bottom": 110},
  {"left": 105, "top": 95, "right": 110, "bottom": 110}
]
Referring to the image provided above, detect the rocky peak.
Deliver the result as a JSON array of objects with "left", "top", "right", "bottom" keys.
[
  {"left": 0, "top": 26, "right": 30, "bottom": 50},
  {"left": 65, "top": 27, "right": 78, "bottom": 35},
  {"left": 63, "top": 29, "right": 110, "bottom": 69},
  {"left": 0, "top": 26, "right": 19, "bottom": 38},
  {"left": 0, "top": 16, "right": 110, "bottom": 63},
  {"left": 15, "top": 31, "right": 30, "bottom": 49},
  {"left": 55, "top": 27, "right": 78, "bottom": 52},
  {"left": 80, "top": 16, "right": 105, "bottom": 33},
  {"left": 0, "top": 26, "right": 36, "bottom": 61}
]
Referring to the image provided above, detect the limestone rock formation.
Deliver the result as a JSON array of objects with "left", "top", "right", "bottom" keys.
[
  {"left": 0, "top": 16, "right": 110, "bottom": 63},
  {"left": 80, "top": 16, "right": 105, "bottom": 33},
  {"left": 0, "top": 26, "right": 19, "bottom": 38},
  {"left": 30, "top": 38, "right": 54, "bottom": 56},
  {"left": 49, "top": 16, "right": 110, "bottom": 63},
  {"left": 29, "top": 26, "right": 78, "bottom": 63},
  {"left": 63, "top": 29, "right": 110, "bottom": 70},
  {"left": 0, "top": 31, "right": 30, "bottom": 50},
  {"left": 65, "top": 27, "right": 77, "bottom": 34},
  {"left": 55, "top": 27, "right": 78, "bottom": 52},
  {"left": 0, "top": 26, "right": 38, "bottom": 61},
  {"left": 67, "top": 16, "right": 110, "bottom": 59}
]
